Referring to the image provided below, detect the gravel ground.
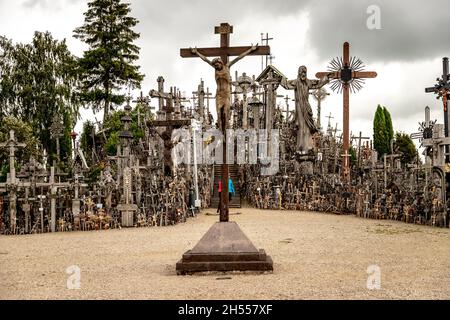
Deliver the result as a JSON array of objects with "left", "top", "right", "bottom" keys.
[{"left": 1, "top": 208, "right": 450, "bottom": 300}]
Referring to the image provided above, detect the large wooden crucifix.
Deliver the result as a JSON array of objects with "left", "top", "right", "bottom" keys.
[
  {"left": 316, "top": 42, "right": 377, "bottom": 183},
  {"left": 425, "top": 57, "right": 450, "bottom": 163},
  {"left": 180, "top": 22, "right": 270, "bottom": 222}
]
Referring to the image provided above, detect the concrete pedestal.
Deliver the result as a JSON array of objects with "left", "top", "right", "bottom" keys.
[{"left": 176, "top": 221, "right": 273, "bottom": 275}]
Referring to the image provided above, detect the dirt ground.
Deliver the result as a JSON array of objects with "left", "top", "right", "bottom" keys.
[{"left": 1, "top": 208, "right": 450, "bottom": 300}]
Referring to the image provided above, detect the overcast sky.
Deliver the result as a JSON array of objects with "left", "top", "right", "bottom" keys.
[{"left": 1, "top": 0, "right": 450, "bottom": 148}]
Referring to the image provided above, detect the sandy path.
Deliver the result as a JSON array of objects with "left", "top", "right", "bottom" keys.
[{"left": 1, "top": 208, "right": 450, "bottom": 300}]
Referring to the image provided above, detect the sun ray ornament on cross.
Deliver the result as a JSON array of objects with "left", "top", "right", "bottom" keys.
[{"left": 316, "top": 42, "right": 377, "bottom": 183}]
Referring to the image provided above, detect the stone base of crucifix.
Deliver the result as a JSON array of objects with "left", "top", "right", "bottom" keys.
[
  {"left": 176, "top": 113, "right": 273, "bottom": 274},
  {"left": 176, "top": 221, "right": 273, "bottom": 274}
]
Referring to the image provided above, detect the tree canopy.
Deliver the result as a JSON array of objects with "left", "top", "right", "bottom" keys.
[
  {"left": 0, "top": 32, "right": 80, "bottom": 163},
  {"left": 373, "top": 104, "right": 394, "bottom": 157},
  {"left": 394, "top": 132, "right": 417, "bottom": 165},
  {"left": 74, "top": 0, "right": 144, "bottom": 122}
]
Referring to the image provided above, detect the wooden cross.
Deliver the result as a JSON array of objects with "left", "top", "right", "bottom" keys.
[
  {"left": 310, "top": 88, "right": 329, "bottom": 129},
  {"left": 325, "top": 113, "right": 334, "bottom": 134},
  {"left": 260, "top": 32, "right": 273, "bottom": 71},
  {"left": 180, "top": 22, "right": 270, "bottom": 222},
  {"left": 351, "top": 131, "right": 370, "bottom": 168},
  {"left": 425, "top": 57, "right": 450, "bottom": 162},
  {"left": 316, "top": 42, "right": 377, "bottom": 183}
]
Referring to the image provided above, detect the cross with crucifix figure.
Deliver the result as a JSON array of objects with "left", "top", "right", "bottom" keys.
[
  {"left": 425, "top": 57, "right": 450, "bottom": 163},
  {"left": 316, "top": 42, "right": 377, "bottom": 183},
  {"left": 180, "top": 22, "right": 270, "bottom": 222},
  {"left": 148, "top": 84, "right": 190, "bottom": 177}
]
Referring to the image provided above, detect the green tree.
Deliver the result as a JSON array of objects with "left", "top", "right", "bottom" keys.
[
  {"left": 74, "top": 0, "right": 144, "bottom": 122},
  {"left": 0, "top": 32, "right": 80, "bottom": 163},
  {"left": 349, "top": 146, "right": 357, "bottom": 166},
  {"left": 383, "top": 107, "right": 394, "bottom": 152},
  {"left": 79, "top": 120, "right": 96, "bottom": 165},
  {"left": 79, "top": 101, "right": 151, "bottom": 166},
  {"left": 373, "top": 105, "right": 395, "bottom": 157},
  {"left": 394, "top": 132, "right": 417, "bottom": 165},
  {"left": 373, "top": 104, "right": 388, "bottom": 156}
]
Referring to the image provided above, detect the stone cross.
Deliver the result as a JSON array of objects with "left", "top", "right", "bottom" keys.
[
  {"left": 192, "top": 79, "right": 207, "bottom": 121},
  {"left": 236, "top": 72, "right": 252, "bottom": 129}
]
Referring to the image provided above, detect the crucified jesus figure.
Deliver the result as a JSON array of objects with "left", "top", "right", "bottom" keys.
[{"left": 190, "top": 44, "right": 258, "bottom": 130}]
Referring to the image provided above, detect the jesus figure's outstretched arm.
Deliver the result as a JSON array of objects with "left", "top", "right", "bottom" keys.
[
  {"left": 190, "top": 47, "right": 214, "bottom": 68},
  {"left": 228, "top": 44, "right": 258, "bottom": 67}
]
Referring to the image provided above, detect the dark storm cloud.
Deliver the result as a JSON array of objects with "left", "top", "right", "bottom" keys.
[{"left": 306, "top": 0, "right": 450, "bottom": 62}]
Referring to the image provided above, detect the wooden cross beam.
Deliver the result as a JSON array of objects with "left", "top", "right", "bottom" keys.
[
  {"left": 148, "top": 88, "right": 190, "bottom": 140},
  {"left": 316, "top": 42, "right": 377, "bottom": 183},
  {"left": 180, "top": 22, "right": 270, "bottom": 223},
  {"left": 180, "top": 23, "right": 270, "bottom": 65}
]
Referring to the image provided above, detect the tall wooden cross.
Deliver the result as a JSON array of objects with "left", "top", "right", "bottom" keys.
[
  {"left": 180, "top": 22, "right": 270, "bottom": 222},
  {"left": 316, "top": 42, "right": 377, "bottom": 183},
  {"left": 425, "top": 57, "right": 450, "bottom": 163}
]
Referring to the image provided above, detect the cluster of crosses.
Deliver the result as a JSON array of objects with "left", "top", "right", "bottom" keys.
[{"left": 1, "top": 22, "right": 449, "bottom": 274}]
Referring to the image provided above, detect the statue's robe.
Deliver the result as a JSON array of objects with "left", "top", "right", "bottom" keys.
[{"left": 283, "top": 76, "right": 328, "bottom": 152}]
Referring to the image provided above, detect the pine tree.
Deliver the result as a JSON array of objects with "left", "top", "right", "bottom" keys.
[{"left": 74, "top": 0, "right": 144, "bottom": 122}]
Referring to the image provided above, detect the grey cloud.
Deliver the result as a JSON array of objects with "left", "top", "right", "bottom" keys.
[{"left": 306, "top": 0, "right": 450, "bottom": 63}]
